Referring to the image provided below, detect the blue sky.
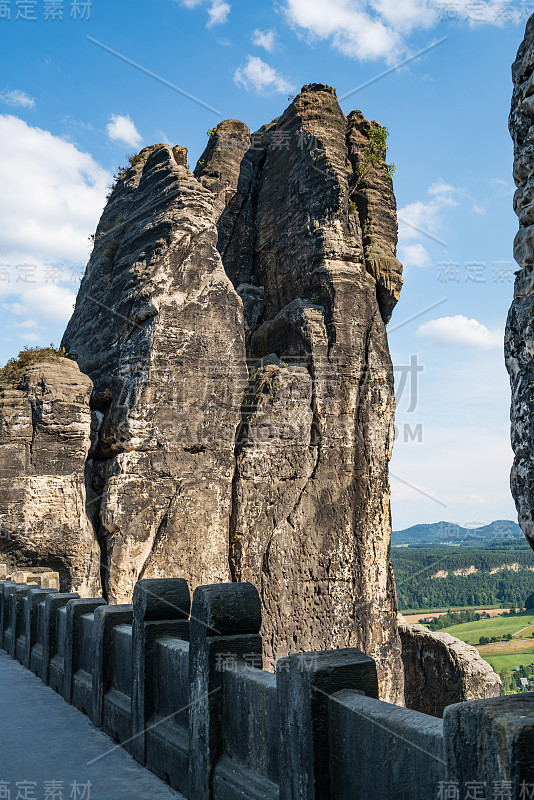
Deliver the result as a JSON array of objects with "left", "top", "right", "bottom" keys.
[{"left": 0, "top": 0, "right": 530, "bottom": 530}]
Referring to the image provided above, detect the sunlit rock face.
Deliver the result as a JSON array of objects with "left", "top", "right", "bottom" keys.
[
  {"left": 399, "top": 621, "right": 502, "bottom": 718},
  {"left": 507, "top": 15, "right": 534, "bottom": 554},
  {"left": 62, "top": 144, "right": 247, "bottom": 604},
  {"left": 62, "top": 84, "right": 404, "bottom": 702},
  {"left": 0, "top": 358, "right": 101, "bottom": 595}
]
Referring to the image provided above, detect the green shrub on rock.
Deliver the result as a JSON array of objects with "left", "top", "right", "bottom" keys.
[{"left": 0, "top": 345, "right": 74, "bottom": 385}]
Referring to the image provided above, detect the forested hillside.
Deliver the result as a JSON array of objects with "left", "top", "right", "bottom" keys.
[{"left": 391, "top": 544, "right": 534, "bottom": 610}]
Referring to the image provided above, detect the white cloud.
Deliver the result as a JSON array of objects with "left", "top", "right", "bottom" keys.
[
  {"left": 155, "top": 129, "right": 171, "bottom": 145},
  {"left": 490, "top": 177, "right": 513, "bottom": 191},
  {"left": 19, "top": 332, "right": 42, "bottom": 343},
  {"left": 284, "top": 0, "right": 399, "bottom": 60},
  {"left": 391, "top": 343, "right": 515, "bottom": 530},
  {"left": 179, "top": 0, "right": 230, "bottom": 27},
  {"left": 400, "top": 180, "right": 459, "bottom": 239},
  {"left": 397, "top": 179, "right": 461, "bottom": 256},
  {"left": 427, "top": 179, "right": 458, "bottom": 205},
  {"left": 0, "top": 115, "right": 110, "bottom": 340},
  {"left": 15, "top": 319, "right": 43, "bottom": 330},
  {"left": 13, "top": 285, "right": 77, "bottom": 323},
  {"left": 234, "top": 56, "right": 294, "bottom": 94},
  {"left": 488, "top": 177, "right": 515, "bottom": 198},
  {"left": 0, "top": 90, "right": 35, "bottom": 109},
  {"left": 207, "top": 0, "right": 230, "bottom": 26},
  {"left": 106, "top": 114, "right": 142, "bottom": 149},
  {"left": 1, "top": 263, "right": 80, "bottom": 322},
  {"left": 282, "top": 0, "right": 520, "bottom": 62},
  {"left": 416, "top": 315, "right": 503, "bottom": 350},
  {"left": 0, "top": 115, "right": 109, "bottom": 264},
  {"left": 398, "top": 243, "right": 430, "bottom": 268},
  {"left": 252, "top": 28, "right": 277, "bottom": 52}
]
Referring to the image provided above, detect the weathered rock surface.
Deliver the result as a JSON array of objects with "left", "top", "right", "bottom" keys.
[
  {"left": 61, "top": 84, "right": 404, "bottom": 701},
  {"left": 399, "top": 621, "right": 502, "bottom": 717},
  {"left": 195, "top": 86, "right": 404, "bottom": 699},
  {"left": 507, "top": 15, "right": 534, "bottom": 552},
  {"left": 10, "top": 568, "right": 60, "bottom": 589},
  {"left": 62, "top": 144, "right": 247, "bottom": 603},
  {"left": 0, "top": 359, "right": 101, "bottom": 594}
]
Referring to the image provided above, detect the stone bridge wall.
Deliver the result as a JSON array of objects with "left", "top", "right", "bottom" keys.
[{"left": 1, "top": 578, "right": 532, "bottom": 800}]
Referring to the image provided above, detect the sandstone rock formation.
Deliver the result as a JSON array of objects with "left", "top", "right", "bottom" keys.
[
  {"left": 62, "top": 144, "right": 247, "bottom": 602},
  {"left": 507, "top": 15, "right": 534, "bottom": 552},
  {"left": 398, "top": 620, "right": 502, "bottom": 717},
  {"left": 59, "top": 84, "right": 405, "bottom": 702},
  {"left": 0, "top": 359, "right": 101, "bottom": 594},
  {"left": 197, "top": 87, "right": 404, "bottom": 699}
]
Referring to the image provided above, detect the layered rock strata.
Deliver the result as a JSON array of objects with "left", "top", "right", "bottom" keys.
[{"left": 0, "top": 359, "right": 100, "bottom": 594}]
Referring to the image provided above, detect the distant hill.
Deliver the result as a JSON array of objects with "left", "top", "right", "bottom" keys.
[{"left": 392, "top": 520, "right": 523, "bottom": 548}]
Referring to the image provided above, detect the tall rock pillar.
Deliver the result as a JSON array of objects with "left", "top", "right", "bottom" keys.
[
  {"left": 507, "top": 15, "right": 534, "bottom": 553},
  {"left": 62, "top": 85, "right": 405, "bottom": 702}
]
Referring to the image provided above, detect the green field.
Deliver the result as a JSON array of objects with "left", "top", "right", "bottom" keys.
[
  {"left": 483, "top": 652, "right": 534, "bottom": 672},
  {"left": 445, "top": 611, "right": 534, "bottom": 645},
  {"left": 400, "top": 605, "right": 504, "bottom": 615}
]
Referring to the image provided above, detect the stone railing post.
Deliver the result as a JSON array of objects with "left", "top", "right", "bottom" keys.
[
  {"left": 9, "top": 584, "right": 32, "bottom": 658},
  {"left": 39, "top": 592, "right": 79, "bottom": 684},
  {"left": 21, "top": 586, "right": 57, "bottom": 668},
  {"left": 63, "top": 598, "right": 106, "bottom": 703},
  {"left": 444, "top": 695, "right": 534, "bottom": 797},
  {"left": 277, "top": 648, "right": 379, "bottom": 800},
  {"left": 0, "top": 581, "right": 15, "bottom": 649},
  {"left": 188, "top": 582, "right": 262, "bottom": 800},
  {"left": 92, "top": 604, "right": 133, "bottom": 727},
  {"left": 131, "top": 578, "right": 191, "bottom": 764}
]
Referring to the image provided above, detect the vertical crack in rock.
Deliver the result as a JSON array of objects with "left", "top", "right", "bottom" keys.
[
  {"left": 507, "top": 15, "right": 534, "bottom": 552},
  {"left": 228, "top": 379, "right": 254, "bottom": 585},
  {"left": 137, "top": 497, "right": 173, "bottom": 582},
  {"left": 28, "top": 398, "right": 40, "bottom": 469}
]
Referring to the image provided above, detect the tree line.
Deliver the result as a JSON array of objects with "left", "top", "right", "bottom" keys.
[{"left": 391, "top": 546, "right": 534, "bottom": 610}]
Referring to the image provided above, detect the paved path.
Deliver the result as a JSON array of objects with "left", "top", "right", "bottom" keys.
[{"left": 0, "top": 650, "right": 183, "bottom": 799}]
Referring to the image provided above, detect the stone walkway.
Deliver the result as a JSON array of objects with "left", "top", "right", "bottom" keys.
[{"left": 0, "top": 651, "right": 183, "bottom": 799}]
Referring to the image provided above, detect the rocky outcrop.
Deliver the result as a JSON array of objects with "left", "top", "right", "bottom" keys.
[
  {"left": 60, "top": 84, "right": 404, "bottom": 701},
  {"left": 399, "top": 621, "right": 502, "bottom": 718},
  {"left": 507, "top": 15, "right": 534, "bottom": 552},
  {"left": 0, "top": 359, "right": 101, "bottom": 594},
  {"left": 194, "top": 86, "right": 404, "bottom": 699},
  {"left": 62, "top": 144, "right": 247, "bottom": 603}
]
